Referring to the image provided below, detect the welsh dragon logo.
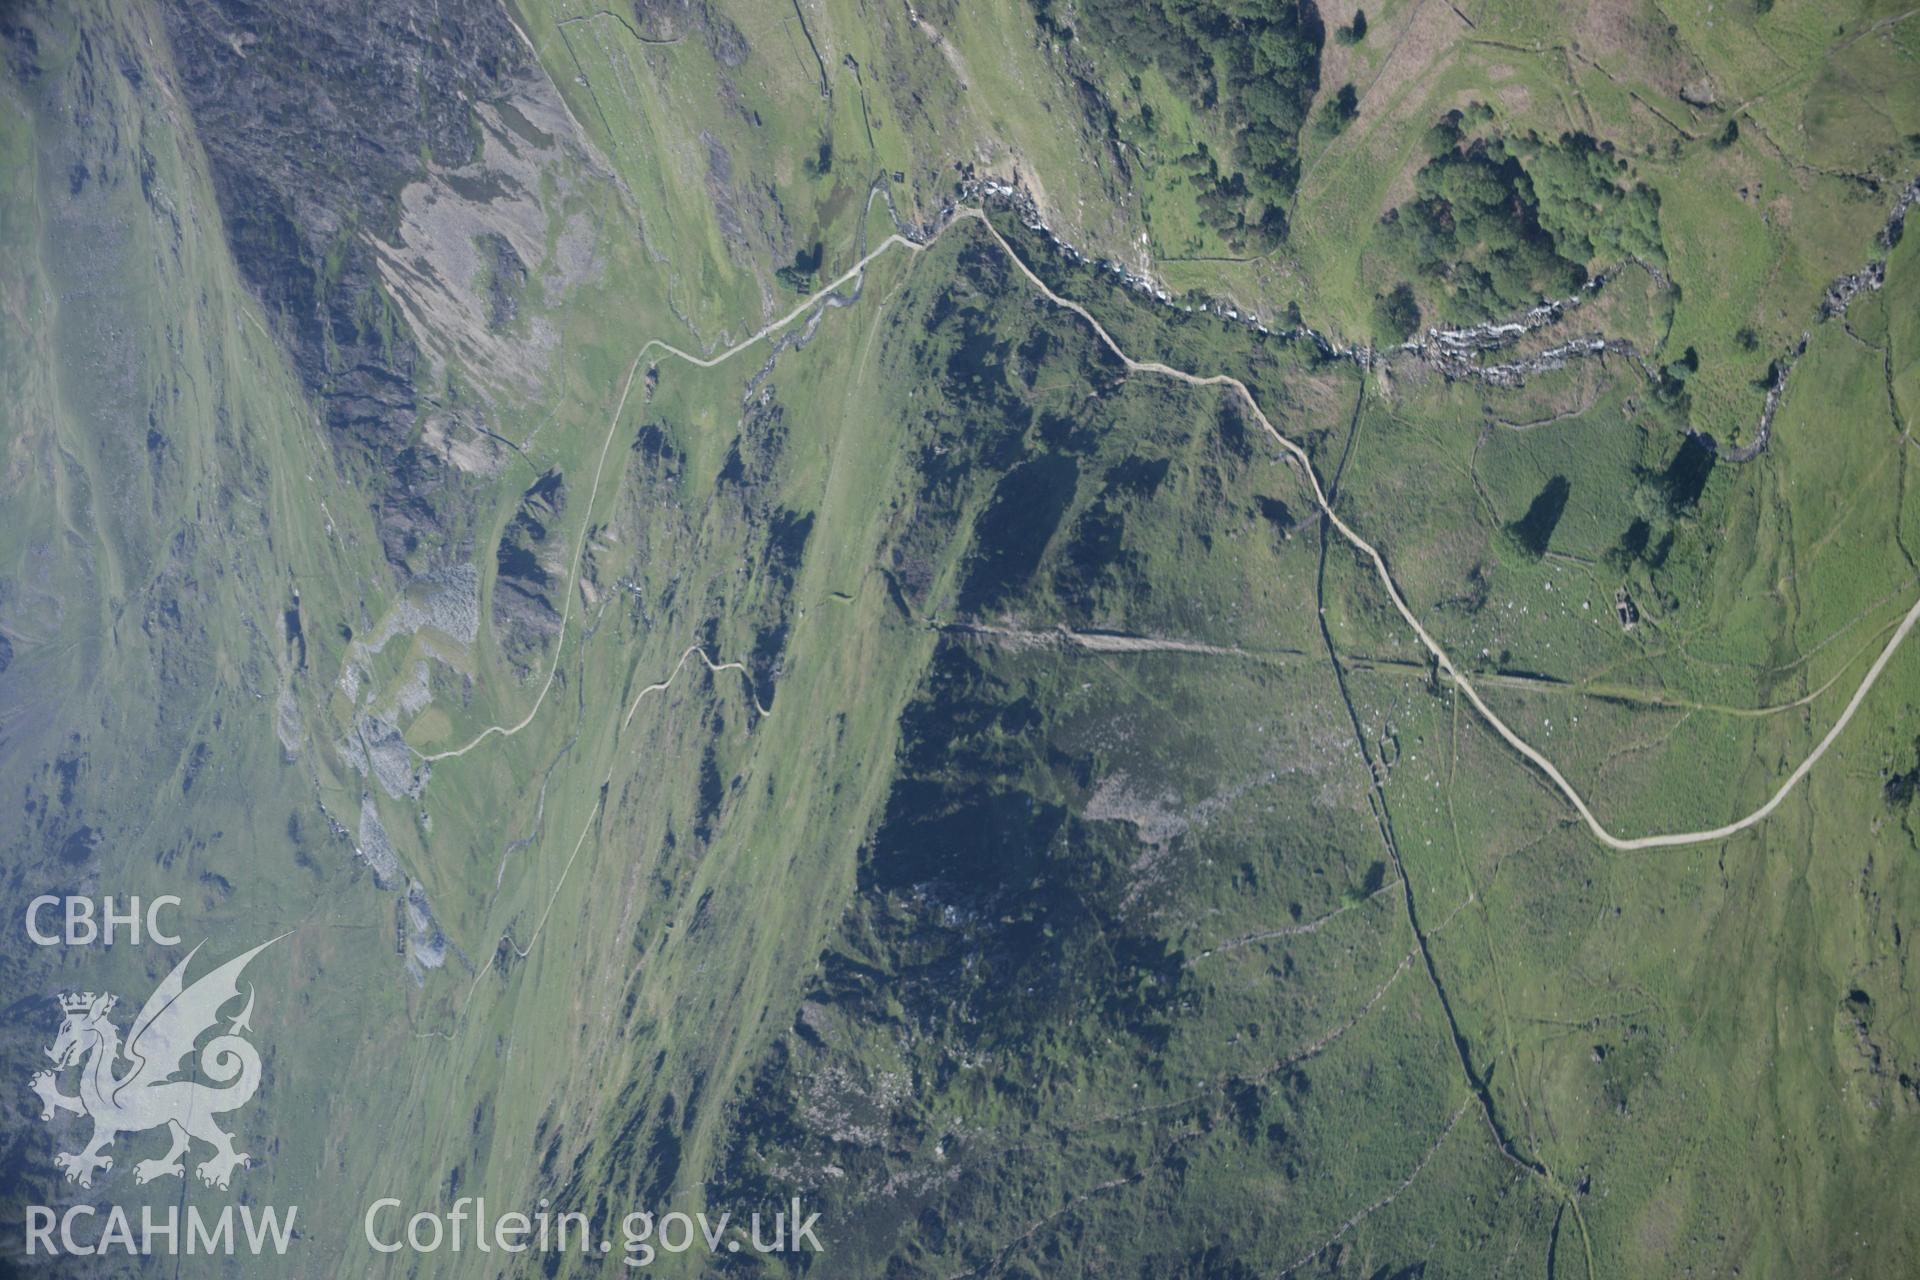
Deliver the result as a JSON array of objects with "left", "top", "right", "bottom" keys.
[{"left": 28, "top": 936, "right": 284, "bottom": 1191}]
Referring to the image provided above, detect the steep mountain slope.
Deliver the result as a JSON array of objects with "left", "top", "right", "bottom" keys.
[{"left": 3, "top": 1, "right": 1920, "bottom": 1277}]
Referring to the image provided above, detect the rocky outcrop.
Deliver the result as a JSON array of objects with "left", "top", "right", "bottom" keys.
[
  {"left": 492, "top": 470, "right": 568, "bottom": 666},
  {"left": 157, "top": 0, "right": 532, "bottom": 571},
  {"left": 631, "top": 0, "right": 751, "bottom": 66},
  {"left": 1723, "top": 172, "right": 1915, "bottom": 462}
]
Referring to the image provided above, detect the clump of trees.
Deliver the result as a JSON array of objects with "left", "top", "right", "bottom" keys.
[
  {"left": 1886, "top": 738, "right": 1920, "bottom": 807},
  {"left": 1080, "top": 0, "right": 1325, "bottom": 249},
  {"left": 1379, "top": 108, "right": 1663, "bottom": 320},
  {"left": 1505, "top": 475, "right": 1571, "bottom": 558},
  {"left": 1372, "top": 282, "right": 1420, "bottom": 341},
  {"left": 1315, "top": 83, "right": 1359, "bottom": 139},
  {"left": 1175, "top": 141, "right": 1292, "bottom": 249},
  {"left": 1384, "top": 131, "right": 1584, "bottom": 316},
  {"left": 1523, "top": 131, "right": 1664, "bottom": 266},
  {"left": 775, "top": 242, "right": 823, "bottom": 292}
]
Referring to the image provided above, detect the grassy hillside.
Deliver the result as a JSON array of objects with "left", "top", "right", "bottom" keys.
[{"left": 2, "top": 0, "right": 1918, "bottom": 1276}]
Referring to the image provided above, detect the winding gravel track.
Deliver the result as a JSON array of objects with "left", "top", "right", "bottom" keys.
[
  {"left": 417, "top": 228, "right": 921, "bottom": 765},
  {"left": 425, "top": 203, "right": 1920, "bottom": 852},
  {"left": 958, "top": 210, "right": 1920, "bottom": 850}
]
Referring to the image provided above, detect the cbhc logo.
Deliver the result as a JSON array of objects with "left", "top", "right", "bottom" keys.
[{"left": 26, "top": 896, "right": 182, "bottom": 946}]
